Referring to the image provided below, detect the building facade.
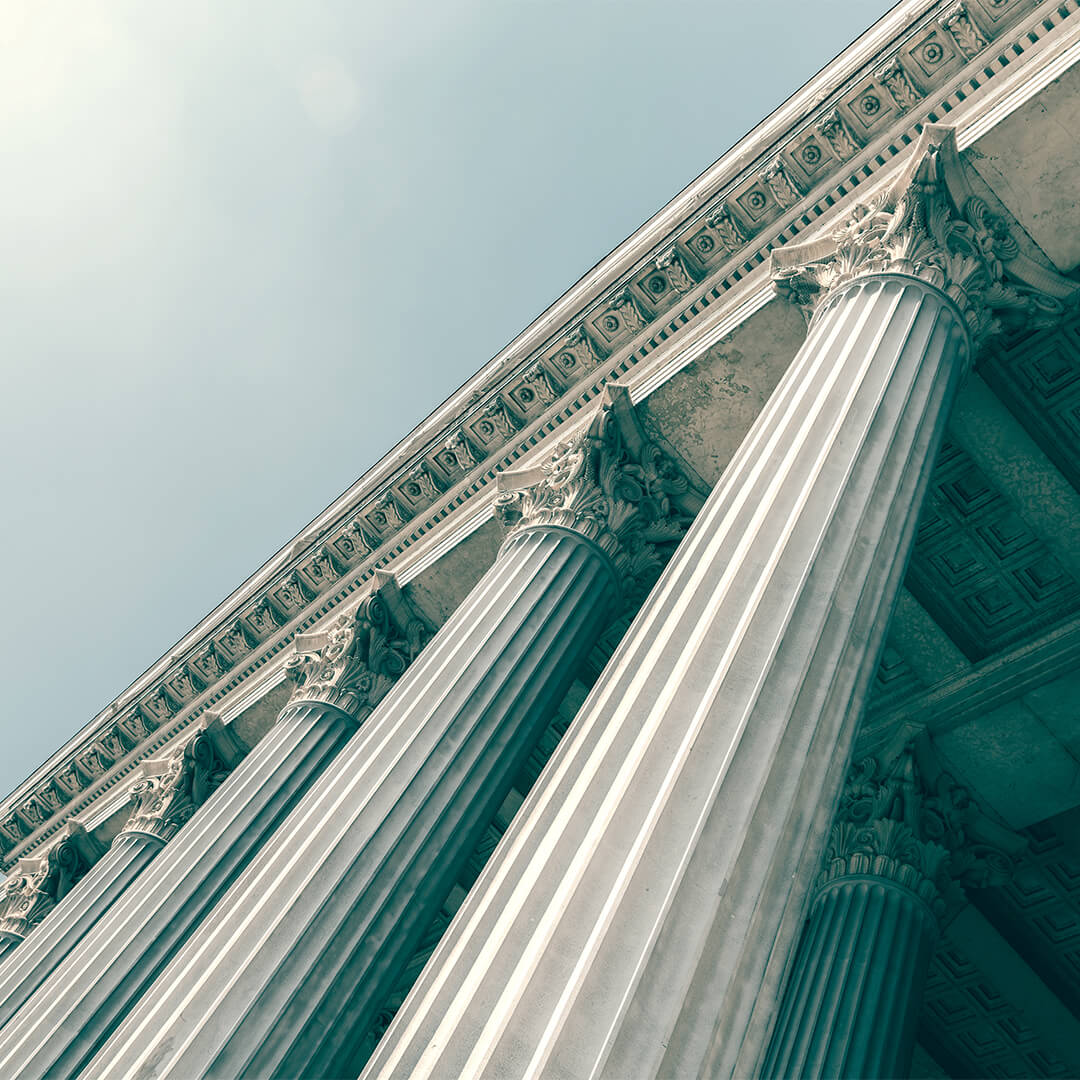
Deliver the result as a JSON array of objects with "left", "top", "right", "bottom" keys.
[{"left": 1, "top": 0, "right": 1080, "bottom": 1075}]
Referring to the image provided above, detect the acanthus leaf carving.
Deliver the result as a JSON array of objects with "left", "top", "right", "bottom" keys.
[
  {"left": 283, "top": 575, "right": 431, "bottom": 721},
  {"left": 822, "top": 736, "right": 1025, "bottom": 919},
  {"left": 481, "top": 397, "right": 521, "bottom": 439},
  {"left": 334, "top": 520, "right": 374, "bottom": 562},
  {"left": 608, "top": 290, "right": 648, "bottom": 335},
  {"left": 167, "top": 666, "right": 200, "bottom": 703},
  {"left": 706, "top": 203, "right": 749, "bottom": 254},
  {"left": 521, "top": 365, "right": 560, "bottom": 408},
  {"left": 762, "top": 160, "right": 802, "bottom": 209},
  {"left": 246, "top": 597, "right": 280, "bottom": 636},
  {"left": 655, "top": 248, "right": 695, "bottom": 293},
  {"left": 550, "top": 325, "right": 605, "bottom": 380},
  {"left": 816, "top": 109, "right": 860, "bottom": 159},
  {"left": 0, "top": 823, "right": 106, "bottom": 942},
  {"left": 191, "top": 642, "right": 230, "bottom": 684},
  {"left": 494, "top": 383, "right": 704, "bottom": 594},
  {"left": 566, "top": 325, "right": 604, "bottom": 364},
  {"left": 13, "top": 800, "right": 45, "bottom": 835},
  {"left": 0, "top": 817, "right": 23, "bottom": 850},
  {"left": 445, "top": 431, "right": 480, "bottom": 471},
  {"left": 218, "top": 621, "right": 253, "bottom": 661},
  {"left": 405, "top": 462, "right": 443, "bottom": 502},
  {"left": 141, "top": 687, "right": 175, "bottom": 725},
  {"left": 304, "top": 546, "right": 339, "bottom": 588},
  {"left": 99, "top": 726, "right": 127, "bottom": 763},
  {"left": 941, "top": 4, "right": 987, "bottom": 58},
  {"left": 119, "top": 714, "right": 249, "bottom": 846},
  {"left": 34, "top": 784, "right": 64, "bottom": 815},
  {"left": 52, "top": 764, "right": 84, "bottom": 799},
  {"left": 877, "top": 58, "right": 921, "bottom": 111},
  {"left": 771, "top": 126, "right": 1079, "bottom": 349},
  {"left": 274, "top": 572, "right": 310, "bottom": 611},
  {"left": 371, "top": 491, "right": 407, "bottom": 533}
]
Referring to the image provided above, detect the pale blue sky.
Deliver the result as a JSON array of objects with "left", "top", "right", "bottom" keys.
[{"left": 0, "top": 0, "right": 894, "bottom": 797}]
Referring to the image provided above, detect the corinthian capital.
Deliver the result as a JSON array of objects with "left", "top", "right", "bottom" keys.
[
  {"left": 283, "top": 573, "right": 430, "bottom": 720},
  {"left": 772, "top": 126, "right": 1077, "bottom": 349},
  {"left": 823, "top": 736, "right": 1025, "bottom": 920},
  {"left": 0, "top": 823, "right": 105, "bottom": 941},
  {"left": 494, "top": 384, "right": 704, "bottom": 587},
  {"left": 120, "top": 715, "right": 249, "bottom": 845}
]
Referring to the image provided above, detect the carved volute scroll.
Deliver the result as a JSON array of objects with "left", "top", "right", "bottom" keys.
[
  {"left": 822, "top": 736, "right": 1026, "bottom": 921},
  {"left": 0, "top": 823, "right": 106, "bottom": 942},
  {"left": 119, "top": 714, "right": 249, "bottom": 846},
  {"left": 771, "top": 125, "right": 1078, "bottom": 350},
  {"left": 493, "top": 383, "right": 704, "bottom": 592},
  {"left": 283, "top": 573, "right": 431, "bottom": 721}
]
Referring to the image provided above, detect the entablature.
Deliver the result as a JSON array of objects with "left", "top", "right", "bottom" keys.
[{"left": 4, "top": 0, "right": 1078, "bottom": 869}]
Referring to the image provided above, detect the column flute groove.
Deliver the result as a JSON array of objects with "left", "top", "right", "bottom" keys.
[
  {"left": 77, "top": 384, "right": 701, "bottom": 1080},
  {"left": 0, "top": 576, "right": 428, "bottom": 1080},
  {"left": 760, "top": 739, "right": 1022, "bottom": 1080},
  {"left": 0, "top": 714, "right": 247, "bottom": 1034},
  {"left": 0, "top": 823, "right": 105, "bottom": 974},
  {"left": 360, "top": 125, "right": 1059, "bottom": 1080}
]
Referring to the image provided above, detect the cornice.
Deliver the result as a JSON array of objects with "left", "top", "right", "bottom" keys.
[{"left": 3, "top": 0, "right": 1077, "bottom": 869}]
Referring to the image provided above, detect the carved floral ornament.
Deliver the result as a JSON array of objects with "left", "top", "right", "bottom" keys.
[
  {"left": 771, "top": 125, "right": 1078, "bottom": 351},
  {"left": 494, "top": 383, "right": 705, "bottom": 590},
  {"left": 0, "top": 824, "right": 105, "bottom": 942},
  {"left": 821, "top": 736, "right": 1026, "bottom": 921},
  {"left": 120, "top": 715, "right": 248, "bottom": 846},
  {"left": 284, "top": 573, "right": 430, "bottom": 720}
]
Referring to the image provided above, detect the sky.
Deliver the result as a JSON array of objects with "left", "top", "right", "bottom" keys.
[{"left": 0, "top": 0, "right": 895, "bottom": 798}]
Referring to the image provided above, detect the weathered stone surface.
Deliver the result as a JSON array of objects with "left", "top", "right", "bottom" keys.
[
  {"left": 638, "top": 299, "right": 805, "bottom": 486},
  {"left": 227, "top": 682, "right": 291, "bottom": 750},
  {"left": 403, "top": 518, "right": 504, "bottom": 626},
  {"left": 969, "top": 63, "right": 1080, "bottom": 273},
  {"left": 935, "top": 668, "right": 1080, "bottom": 828}
]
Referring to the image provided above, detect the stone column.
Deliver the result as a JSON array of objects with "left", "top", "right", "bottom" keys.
[
  {"left": 0, "top": 715, "right": 246, "bottom": 1031},
  {"left": 0, "top": 824, "right": 104, "bottom": 962},
  {"left": 0, "top": 576, "right": 427, "bottom": 1080},
  {"left": 78, "top": 387, "right": 701, "bottom": 1080},
  {"left": 361, "top": 127, "right": 1054, "bottom": 1080},
  {"left": 760, "top": 739, "right": 1022, "bottom": 1080}
]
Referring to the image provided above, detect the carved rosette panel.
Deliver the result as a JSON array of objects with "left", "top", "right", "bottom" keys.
[
  {"left": 822, "top": 739, "right": 1025, "bottom": 920},
  {"left": 0, "top": 826, "right": 105, "bottom": 941},
  {"left": 494, "top": 384, "right": 703, "bottom": 593},
  {"left": 119, "top": 718, "right": 248, "bottom": 845},
  {"left": 772, "top": 126, "right": 1076, "bottom": 350},
  {"left": 283, "top": 577, "right": 431, "bottom": 721}
]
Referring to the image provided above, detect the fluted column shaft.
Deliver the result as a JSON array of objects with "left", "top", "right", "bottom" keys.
[
  {"left": 0, "top": 700, "right": 356, "bottom": 1078},
  {"left": 761, "top": 877, "right": 939, "bottom": 1079},
  {"left": 0, "top": 832, "right": 160, "bottom": 1031},
  {"left": 83, "top": 526, "right": 618, "bottom": 1080},
  {"left": 363, "top": 273, "right": 968, "bottom": 1080}
]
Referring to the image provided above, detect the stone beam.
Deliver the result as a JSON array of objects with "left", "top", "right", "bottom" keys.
[{"left": 950, "top": 374, "right": 1080, "bottom": 584}]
